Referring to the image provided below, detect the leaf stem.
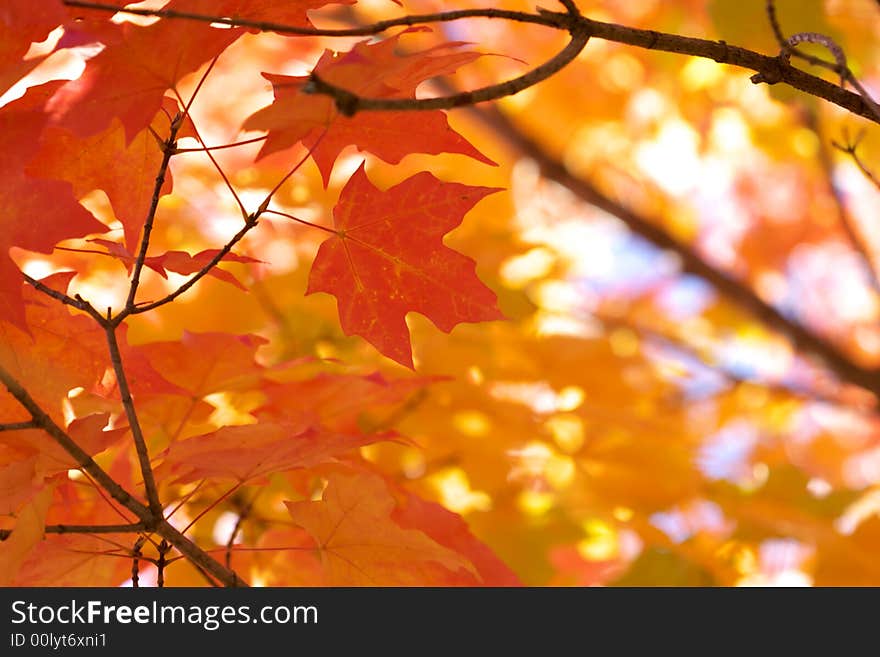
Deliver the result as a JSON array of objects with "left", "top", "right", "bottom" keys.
[{"left": 262, "top": 209, "right": 336, "bottom": 234}]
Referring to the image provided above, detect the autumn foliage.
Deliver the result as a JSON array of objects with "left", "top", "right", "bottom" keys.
[{"left": 3, "top": 0, "right": 880, "bottom": 587}]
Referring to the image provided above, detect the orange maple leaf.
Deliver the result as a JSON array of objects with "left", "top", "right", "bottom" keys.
[
  {"left": 47, "top": 19, "right": 241, "bottom": 141},
  {"left": 244, "top": 30, "right": 495, "bottom": 186},
  {"left": 285, "top": 470, "right": 476, "bottom": 585},
  {"left": 0, "top": 84, "right": 106, "bottom": 331}
]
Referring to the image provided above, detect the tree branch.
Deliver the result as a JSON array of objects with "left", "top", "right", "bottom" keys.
[
  {"left": 466, "top": 104, "right": 880, "bottom": 400},
  {"left": 806, "top": 110, "right": 880, "bottom": 296},
  {"left": 307, "top": 28, "right": 591, "bottom": 116},
  {"left": 125, "top": 112, "right": 183, "bottom": 311},
  {"left": 0, "top": 523, "right": 146, "bottom": 541},
  {"left": 103, "top": 326, "right": 163, "bottom": 518},
  {"left": 125, "top": 214, "right": 258, "bottom": 315},
  {"left": 23, "top": 274, "right": 105, "bottom": 323},
  {"left": 0, "top": 366, "right": 247, "bottom": 586},
  {"left": 0, "top": 420, "right": 38, "bottom": 431},
  {"left": 62, "top": 1, "right": 880, "bottom": 125}
]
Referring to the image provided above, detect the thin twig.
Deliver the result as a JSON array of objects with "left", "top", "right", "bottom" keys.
[
  {"left": 462, "top": 103, "right": 880, "bottom": 398},
  {"left": 0, "top": 364, "right": 145, "bottom": 516},
  {"left": 172, "top": 136, "right": 267, "bottom": 153},
  {"left": 60, "top": 1, "right": 880, "bottom": 125},
  {"left": 833, "top": 131, "right": 880, "bottom": 191},
  {"left": 61, "top": 2, "right": 556, "bottom": 36},
  {"left": 172, "top": 87, "right": 248, "bottom": 220},
  {"left": 262, "top": 210, "right": 335, "bottom": 234},
  {"left": 103, "top": 326, "right": 163, "bottom": 519},
  {"left": 157, "top": 539, "right": 170, "bottom": 588},
  {"left": 23, "top": 274, "right": 104, "bottom": 323},
  {"left": 806, "top": 109, "right": 880, "bottom": 296},
  {"left": 0, "top": 523, "right": 146, "bottom": 541},
  {"left": 0, "top": 366, "right": 247, "bottom": 586},
  {"left": 126, "top": 214, "right": 258, "bottom": 315},
  {"left": 0, "top": 420, "right": 37, "bottom": 431},
  {"left": 125, "top": 113, "right": 184, "bottom": 311},
  {"left": 226, "top": 492, "right": 259, "bottom": 572},
  {"left": 765, "top": 1, "right": 880, "bottom": 123},
  {"left": 131, "top": 536, "right": 145, "bottom": 587},
  {"left": 306, "top": 29, "right": 591, "bottom": 116}
]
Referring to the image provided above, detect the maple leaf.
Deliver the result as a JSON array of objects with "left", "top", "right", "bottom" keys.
[
  {"left": 0, "top": 272, "right": 177, "bottom": 418},
  {"left": 0, "top": 83, "right": 106, "bottom": 331},
  {"left": 89, "top": 239, "right": 260, "bottom": 291},
  {"left": 0, "top": 486, "right": 53, "bottom": 586},
  {"left": 285, "top": 470, "right": 476, "bottom": 585},
  {"left": 243, "top": 30, "right": 495, "bottom": 186},
  {"left": 136, "top": 331, "right": 267, "bottom": 397},
  {"left": 29, "top": 98, "right": 191, "bottom": 252},
  {"left": 258, "top": 370, "right": 438, "bottom": 433},
  {"left": 394, "top": 490, "right": 521, "bottom": 586},
  {"left": 0, "top": 273, "right": 110, "bottom": 424},
  {"left": 0, "top": 413, "right": 124, "bottom": 516},
  {"left": 0, "top": 0, "right": 66, "bottom": 94},
  {"left": 307, "top": 163, "right": 504, "bottom": 368},
  {"left": 155, "top": 423, "right": 392, "bottom": 484},
  {"left": 46, "top": 18, "right": 242, "bottom": 141},
  {"left": 169, "top": 0, "right": 356, "bottom": 30}
]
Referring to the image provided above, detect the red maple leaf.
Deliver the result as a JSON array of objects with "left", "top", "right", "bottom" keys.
[
  {"left": 88, "top": 239, "right": 260, "bottom": 291},
  {"left": 0, "top": 83, "right": 106, "bottom": 331},
  {"left": 307, "top": 163, "right": 504, "bottom": 368},
  {"left": 46, "top": 18, "right": 242, "bottom": 141},
  {"left": 244, "top": 30, "right": 495, "bottom": 186},
  {"left": 28, "top": 98, "right": 191, "bottom": 252},
  {"left": 0, "top": 0, "right": 66, "bottom": 94},
  {"left": 169, "top": 0, "right": 357, "bottom": 30}
]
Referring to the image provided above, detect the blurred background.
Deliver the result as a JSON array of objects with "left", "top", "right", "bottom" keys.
[{"left": 9, "top": 0, "right": 880, "bottom": 585}]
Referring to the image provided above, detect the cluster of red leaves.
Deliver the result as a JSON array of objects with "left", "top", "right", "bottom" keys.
[{"left": 0, "top": 0, "right": 518, "bottom": 586}]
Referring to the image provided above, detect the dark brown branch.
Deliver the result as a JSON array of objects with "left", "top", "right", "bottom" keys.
[
  {"left": 0, "top": 522, "right": 145, "bottom": 541},
  {"left": 806, "top": 110, "right": 880, "bottom": 296},
  {"left": 833, "top": 133, "right": 880, "bottom": 191},
  {"left": 765, "top": 1, "right": 880, "bottom": 124},
  {"left": 62, "top": 2, "right": 554, "bottom": 35},
  {"left": 23, "top": 274, "right": 104, "bottom": 323},
  {"left": 468, "top": 105, "right": 880, "bottom": 399},
  {"left": 307, "top": 28, "right": 591, "bottom": 116},
  {"left": 62, "top": 1, "right": 880, "bottom": 125},
  {"left": 125, "top": 214, "right": 258, "bottom": 316},
  {"left": 0, "top": 364, "right": 147, "bottom": 515},
  {"left": 130, "top": 536, "right": 145, "bottom": 587},
  {"left": 0, "top": 420, "right": 37, "bottom": 431},
  {"left": 125, "top": 112, "right": 183, "bottom": 311},
  {"left": 103, "top": 326, "right": 163, "bottom": 518},
  {"left": 157, "top": 539, "right": 170, "bottom": 588},
  {"left": 0, "top": 366, "right": 247, "bottom": 586}
]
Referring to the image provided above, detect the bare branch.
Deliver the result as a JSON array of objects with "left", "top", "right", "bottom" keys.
[
  {"left": 806, "top": 110, "right": 880, "bottom": 296},
  {"left": 23, "top": 274, "right": 105, "bottom": 323},
  {"left": 307, "top": 29, "right": 591, "bottom": 116},
  {"left": 0, "top": 366, "right": 247, "bottom": 586},
  {"left": 103, "top": 326, "right": 163, "bottom": 518},
  {"left": 61, "top": 1, "right": 880, "bottom": 126},
  {"left": 62, "top": 1, "right": 554, "bottom": 36},
  {"left": 125, "top": 112, "right": 184, "bottom": 311},
  {"left": 125, "top": 214, "right": 258, "bottom": 315},
  {"left": 464, "top": 104, "right": 880, "bottom": 400},
  {"left": 833, "top": 131, "right": 880, "bottom": 192},
  {"left": 0, "top": 364, "right": 147, "bottom": 515},
  {"left": 0, "top": 523, "right": 145, "bottom": 541},
  {"left": 0, "top": 420, "right": 37, "bottom": 431}
]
